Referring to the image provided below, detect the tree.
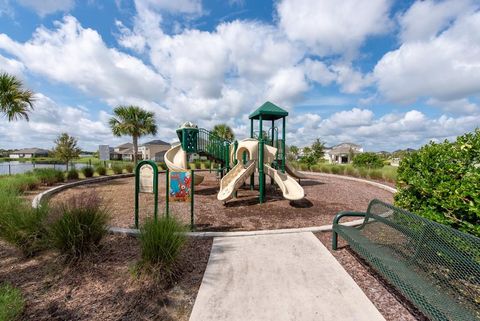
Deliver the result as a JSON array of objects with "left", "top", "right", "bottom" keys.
[
  {"left": 288, "top": 145, "right": 299, "bottom": 161},
  {"left": 109, "top": 105, "right": 157, "bottom": 164},
  {"left": 0, "top": 72, "right": 34, "bottom": 121},
  {"left": 53, "top": 133, "right": 81, "bottom": 171},
  {"left": 311, "top": 138, "right": 325, "bottom": 162},
  {"left": 300, "top": 146, "right": 316, "bottom": 166},
  {"left": 211, "top": 124, "right": 235, "bottom": 141},
  {"left": 352, "top": 152, "right": 384, "bottom": 169}
]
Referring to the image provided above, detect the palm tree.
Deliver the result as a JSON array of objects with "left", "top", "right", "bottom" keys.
[
  {"left": 212, "top": 124, "right": 235, "bottom": 141},
  {"left": 0, "top": 72, "right": 34, "bottom": 121},
  {"left": 109, "top": 105, "right": 157, "bottom": 164}
]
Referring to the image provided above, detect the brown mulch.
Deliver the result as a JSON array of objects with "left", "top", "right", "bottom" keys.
[
  {"left": 0, "top": 235, "right": 212, "bottom": 321},
  {"left": 315, "top": 232, "right": 428, "bottom": 321},
  {"left": 49, "top": 172, "right": 394, "bottom": 231}
]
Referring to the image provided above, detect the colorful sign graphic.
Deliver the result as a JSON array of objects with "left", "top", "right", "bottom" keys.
[{"left": 169, "top": 171, "right": 192, "bottom": 202}]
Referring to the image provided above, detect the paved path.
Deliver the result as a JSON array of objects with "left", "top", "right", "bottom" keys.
[{"left": 189, "top": 232, "right": 385, "bottom": 321}]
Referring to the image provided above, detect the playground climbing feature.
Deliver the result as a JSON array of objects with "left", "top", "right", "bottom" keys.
[{"left": 165, "top": 101, "right": 305, "bottom": 203}]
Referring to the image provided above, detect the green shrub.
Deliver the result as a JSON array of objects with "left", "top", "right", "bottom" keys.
[
  {"left": 50, "top": 192, "right": 109, "bottom": 258},
  {"left": 96, "top": 165, "right": 107, "bottom": 176},
  {"left": 32, "top": 168, "right": 64, "bottom": 185},
  {"left": 124, "top": 163, "right": 134, "bottom": 173},
  {"left": 139, "top": 216, "right": 186, "bottom": 274},
  {"left": 0, "top": 195, "right": 49, "bottom": 257},
  {"left": 330, "top": 165, "right": 342, "bottom": 174},
  {"left": 0, "top": 283, "right": 24, "bottom": 321},
  {"left": 353, "top": 152, "right": 384, "bottom": 169},
  {"left": 310, "top": 165, "right": 321, "bottom": 172},
  {"left": 395, "top": 129, "right": 480, "bottom": 237},
  {"left": 81, "top": 166, "right": 94, "bottom": 178},
  {"left": 357, "top": 167, "right": 368, "bottom": 178},
  {"left": 343, "top": 165, "right": 357, "bottom": 177},
  {"left": 66, "top": 168, "right": 79, "bottom": 180},
  {"left": 112, "top": 165, "right": 124, "bottom": 174}
]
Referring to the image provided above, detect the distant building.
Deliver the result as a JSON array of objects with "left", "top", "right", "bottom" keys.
[
  {"left": 324, "top": 143, "right": 363, "bottom": 164},
  {"left": 139, "top": 139, "right": 171, "bottom": 162},
  {"left": 9, "top": 148, "right": 49, "bottom": 159},
  {"left": 110, "top": 143, "right": 141, "bottom": 161}
]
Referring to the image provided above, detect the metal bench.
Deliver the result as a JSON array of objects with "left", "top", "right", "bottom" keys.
[{"left": 332, "top": 199, "right": 480, "bottom": 321}]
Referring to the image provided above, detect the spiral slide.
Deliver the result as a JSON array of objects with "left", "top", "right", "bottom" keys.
[
  {"left": 164, "top": 143, "right": 205, "bottom": 185},
  {"left": 217, "top": 160, "right": 256, "bottom": 202}
]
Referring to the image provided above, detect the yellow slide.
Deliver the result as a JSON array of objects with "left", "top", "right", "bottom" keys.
[
  {"left": 264, "top": 164, "right": 304, "bottom": 200},
  {"left": 217, "top": 160, "right": 256, "bottom": 201},
  {"left": 285, "top": 162, "right": 308, "bottom": 179},
  {"left": 164, "top": 143, "right": 204, "bottom": 185}
]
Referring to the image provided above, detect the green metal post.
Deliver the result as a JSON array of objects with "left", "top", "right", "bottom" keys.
[
  {"left": 282, "top": 117, "right": 286, "bottom": 173},
  {"left": 165, "top": 169, "right": 170, "bottom": 218},
  {"left": 250, "top": 118, "right": 254, "bottom": 138},
  {"left": 233, "top": 140, "right": 238, "bottom": 166},
  {"left": 250, "top": 118, "right": 254, "bottom": 190},
  {"left": 191, "top": 170, "right": 195, "bottom": 230},
  {"left": 225, "top": 142, "right": 230, "bottom": 172},
  {"left": 271, "top": 120, "right": 275, "bottom": 146},
  {"left": 258, "top": 115, "right": 264, "bottom": 203}
]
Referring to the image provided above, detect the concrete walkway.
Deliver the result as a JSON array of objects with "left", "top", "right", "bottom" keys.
[{"left": 189, "top": 232, "right": 385, "bottom": 321}]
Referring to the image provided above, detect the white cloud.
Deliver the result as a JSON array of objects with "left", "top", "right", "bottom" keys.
[
  {"left": 0, "top": 93, "right": 116, "bottom": 150},
  {"left": 17, "top": 0, "right": 75, "bottom": 17},
  {"left": 277, "top": 0, "right": 392, "bottom": 57},
  {"left": 135, "top": 0, "right": 202, "bottom": 15},
  {"left": 398, "top": 0, "right": 476, "bottom": 42},
  {"left": 0, "top": 16, "right": 167, "bottom": 104},
  {"left": 0, "top": 54, "right": 25, "bottom": 76},
  {"left": 375, "top": 6, "right": 480, "bottom": 106}
]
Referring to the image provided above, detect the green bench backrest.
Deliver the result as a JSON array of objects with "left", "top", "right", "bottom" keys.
[{"left": 360, "top": 199, "right": 480, "bottom": 315}]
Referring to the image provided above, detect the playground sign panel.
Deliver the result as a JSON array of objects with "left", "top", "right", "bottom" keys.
[
  {"left": 169, "top": 172, "right": 191, "bottom": 202},
  {"left": 139, "top": 164, "right": 154, "bottom": 193}
]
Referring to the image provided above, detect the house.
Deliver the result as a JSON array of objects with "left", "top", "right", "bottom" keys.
[
  {"left": 9, "top": 148, "right": 49, "bottom": 159},
  {"left": 139, "top": 140, "right": 171, "bottom": 162},
  {"left": 110, "top": 143, "right": 141, "bottom": 161},
  {"left": 324, "top": 143, "right": 363, "bottom": 164}
]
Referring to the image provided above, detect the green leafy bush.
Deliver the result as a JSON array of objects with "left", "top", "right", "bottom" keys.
[
  {"left": 124, "top": 163, "right": 134, "bottom": 173},
  {"left": 353, "top": 152, "right": 384, "bottom": 169},
  {"left": 330, "top": 165, "right": 342, "bottom": 174},
  {"left": 50, "top": 192, "right": 109, "bottom": 258},
  {"left": 32, "top": 168, "right": 64, "bottom": 185},
  {"left": 368, "top": 169, "right": 383, "bottom": 180},
  {"left": 139, "top": 216, "right": 186, "bottom": 275},
  {"left": 0, "top": 283, "right": 25, "bottom": 321},
  {"left": 81, "top": 166, "right": 94, "bottom": 178},
  {"left": 96, "top": 165, "right": 107, "bottom": 176},
  {"left": 395, "top": 129, "right": 480, "bottom": 236},
  {"left": 0, "top": 195, "right": 49, "bottom": 257},
  {"left": 112, "top": 165, "right": 124, "bottom": 174},
  {"left": 66, "top": 168, "right": 79, "bottom": 180}
]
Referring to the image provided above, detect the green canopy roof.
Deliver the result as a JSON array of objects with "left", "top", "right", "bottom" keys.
[{"left": 249, "top": 101, "right": 288, "bottom": 120}]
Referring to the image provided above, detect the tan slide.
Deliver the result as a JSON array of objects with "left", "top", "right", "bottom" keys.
[
  {"left": 285, "top": 162, "right": 308, "bottom": 179},
  {"left": 164, "top": 143, "right": 204, "bottom": 185},
  {"left": 264, "top": 164, "right": 304, "bottom": 200},
  {"left": 217, "top": 160, "right": 256, "bottom": 201}
]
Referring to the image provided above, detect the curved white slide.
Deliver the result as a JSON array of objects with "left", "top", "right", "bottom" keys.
[
  {"left": 264, "top": 164, "right": 304, "bottom": 201},
  {"left": 165, "top": 143, "right": 204, "bottom": 185},
  {"left": 285, "top": 162, "right": 308, "bottom": 179},
  {"left": 217, "top": 160, "right": 256, "bottom": 202}
]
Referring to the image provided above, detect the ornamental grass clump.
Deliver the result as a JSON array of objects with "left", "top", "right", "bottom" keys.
[
  {"left": 112, "top": 164, "right": 124, "bottom": 174},
  {"left": 0, "top": 174, "right": 40, "bottom": 195},
  {"left": 95, "top": 165, "right": 107, "bottom": 176},
  {"left": 66, "top": 168, "right": 79, "bottom": 180},
  {"left": 49, "top": 192, "right": 110, "bottom": 259},
  {"left": 139, "top": 216, "right": 186, "bottom": 278},
  {"left": 124, "top": 163, "right": 134, "bottom": 173},
  {"left": 81, "top": 166, "right": 94, "bottom": 178},
  {"left": 33, "top": 168, "right": 64, "bottom": 185},
  {"left": 0, "top": 283, "right": 25, "bottom": 321},
  {"left": 0, "top": 194, "right": 49, "bottom": 257}
]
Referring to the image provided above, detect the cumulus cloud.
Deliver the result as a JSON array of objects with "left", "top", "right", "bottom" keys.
[
  {"left": 0, "top": 16, "right": 167, "bottom": 104},
  {"left": 277, "top": 0, "right": 392, "bottom": 57},
  {"left": 17, "top": 0, "right": 75, "bottom": 17},
  {"left": 0, "top": 54, "right": 25, "bottom": 76},
  {"left": 375, "top": 4, "right": 480, "bottom": 107}
]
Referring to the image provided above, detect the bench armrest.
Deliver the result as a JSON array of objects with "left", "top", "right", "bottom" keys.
[
  {"left": 332, "top": 211, "right": 366, "bottom": 251},
  {"left": 333, "top": 211, "right": 366, "bottom": 225}
]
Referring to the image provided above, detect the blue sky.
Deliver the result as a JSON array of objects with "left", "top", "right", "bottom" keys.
[{"left": 0, "top": 0, "right": 479, "bottom": 151}]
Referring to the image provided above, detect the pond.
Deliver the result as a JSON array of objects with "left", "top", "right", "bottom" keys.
[{"left": 0, "top": 161, "right": 88, "bottom": 175}]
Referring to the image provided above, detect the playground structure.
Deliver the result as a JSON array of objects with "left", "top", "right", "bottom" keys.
[{"left": 165, "top": 102, "right": 306, "bottom": 203}]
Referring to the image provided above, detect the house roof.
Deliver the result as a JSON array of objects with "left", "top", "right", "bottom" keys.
[
  {"left": 249, "top": 101, "right": 288, "bottom": 120},
  {"left": 328, "top": 143, "right": 362, "bottom": 155},
  {"left": 116, "top": 142, "right": 133, "bottom": 149},
  {"left": 142, "top": 139, "right": 170, "bottom": 146},
  {"left": 11, "top": 148, "right": 49, "bottom": 154}
]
